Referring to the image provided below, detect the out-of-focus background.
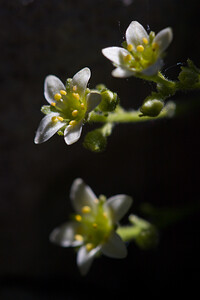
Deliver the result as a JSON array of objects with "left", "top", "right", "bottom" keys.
[{"left": 0, "top": 0, "right": 200, "bottom": 298}]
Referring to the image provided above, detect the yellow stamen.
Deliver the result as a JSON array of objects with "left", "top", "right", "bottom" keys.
[
  {"left": 127, "top": 44, "right": 133, "bottom": 51},
  {"left": 73, "top": 85, "right": 77, "bottom": 91},
  {"left": 124, "top": 54, "right": 132, "bottom": 63},
  {"left": 86, "top": 243, "right": 94, "bottom": 252},
  {"left": 51, "top": 116, "right": 58, "bottom": 123},
  {"left": 82, "top": 206, "right": 91, "bottom": 214},
  {"left": 80, "top": 103, "right": 85, "bottom": 110},
  {"left": 72, "top": 93, "right": 80, "bottom": 100},
  {"left": 69, "top": 120, "right": 77, "bottom": 126},
  {"left": 75, "top": 214, "right": 82, "bottom": 222},
  {"left": 57, "top": 116, "right": 64, "bottom": 121},
  {"left": 136, "top": 45, "right": 144, "bottom": 52},
  {"left": 75, "top": 234, "right": 83, "bottom": 241},
  {"left": 152, "top": 42, "right": 159, "bottom": 50},
  {"left": 72, "top": 110, "right": 78, "bottom": 117},
  {"left": 51, "top": 102, "right": 56, "bottom": 107},
  {"left": 92, "top": 223, "right": 98, "bottom": 229},
  {"left": 60, "top": 90, "right": 67, "bottom": 95},
  {"left": 54, "top": 93, "right": 62, "bottom": 101},
  {"left": 103, "top": 212, "right": 107, "bottom": 219},
  {"left": 142, "top": 37, "right": 149, "bottom": 45}
]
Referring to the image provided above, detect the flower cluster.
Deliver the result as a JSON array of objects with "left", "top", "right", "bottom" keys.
[
  {"left": 50, "top": 178, "right": 132, "bottom": 275},
  {"left": 102, "top": 21, "right": 173, "bottom": 77},
  {"left": 34, "top": 68, "right": 101, "bottom": 145}
]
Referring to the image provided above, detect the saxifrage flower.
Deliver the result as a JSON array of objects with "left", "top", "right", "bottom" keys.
[
  {"left": 102, "top": 21, "right": 173, "bottom": 77},
  {"left": 34, "top": 68, "right": 101, "bottom": 145},
  {"left": 50, "top": 178, "right": 133, "bottom": 275}
]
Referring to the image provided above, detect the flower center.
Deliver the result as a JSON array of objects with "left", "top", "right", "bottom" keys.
[
  {"left": 74, "top": 199, "right": 113, "bottom": 251},
  {"left": 124, "top": 35, "right": 160, "bottom": 71},
  {"left": 50, "top": 85, "right": 87, "bottom": 125}
]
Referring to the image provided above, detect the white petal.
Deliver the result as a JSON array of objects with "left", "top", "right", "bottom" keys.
[
  {"left": 101, "top": 232, "right": 127, "bottom": 258},
  {"left": 34, "top": 113, "right": 65, "bottom": 144},
  {"left": 104, "top": 194, "right": 133, "bottom": 223},
  {"left": 86, "top": 92, "right": 101, "bottom": 114},
  {"left": 126, "top": 21, "right": 148, "bottom": 48},
  {"left": 70, "top": 178, "right": 97, "bottom": 213},
  {"left": 44, "top": 75, "right": 66, "bottom": 104},
  {"left": 64, "top": 121, "right": 83, "bottom": 145},
  {"left": 77, "top": 245, "right": 101, "bottom": 275},
  {"left": 102, "top": 47, "right": 130, "bottom": 66},
  {"left": 112, "top": 67, "right": 134, "bottom": 78},
  {"left": 49, "top": 222, "right": 82, "bottom": 247},
  {"left": 71, "top": 67, "right": 91, "bottom": 97},
  {"left": 142, "top": 58, "right": 163, "bottom": 76},
  {"left": 154, "top": 27, "right": 173, "bottom": 53}
]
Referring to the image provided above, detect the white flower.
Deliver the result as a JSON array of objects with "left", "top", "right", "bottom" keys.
[
  {"left": 102, "top": 21, "right": 173, "bottom": 77},
  {"left": 50, "top": 178, "right": 133, "bottom": 275},
  {"left": 34, "top": 68, "right": 101, "bottom": 145}
]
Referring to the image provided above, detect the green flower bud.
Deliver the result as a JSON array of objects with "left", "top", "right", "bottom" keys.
[
  {"left": 135, "top": 225, "right": 159, "bottom": 250},
  {"left": 98, "top": 90, "right": 119, "bottom": 112},
  {"left": 140, "top": 99, "right": 164, "bottom": 117},
  {"left": 178, "top": 67, "right": 200, "bottom": 88},
  {"left": 95, "top": 84, "right": 107, "bottom": 91},
  {"left": 83, "top": 129, "right": 107, "bottom": 152}
]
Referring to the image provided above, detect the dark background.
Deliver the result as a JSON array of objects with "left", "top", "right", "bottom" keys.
[{"left": 0, "top": 0, "right": 200, "bottom": 298}]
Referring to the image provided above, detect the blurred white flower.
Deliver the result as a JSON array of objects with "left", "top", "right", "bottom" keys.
[{"left": 50, "top": 178, "right": 133, "bottom": 275}]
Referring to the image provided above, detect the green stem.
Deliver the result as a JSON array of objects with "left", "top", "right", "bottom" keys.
[
  {"left": 89, "top": 102, "right": 175, "bottom": 124},
  {"left": 117, "top": 225, "right": 141, "bottom": 242}
]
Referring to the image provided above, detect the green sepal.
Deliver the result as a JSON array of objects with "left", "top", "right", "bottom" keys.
[
  {"left": 41, "top": 105, "right": 57, "bottom": 115},
  {"left": 83, "top": 129, "right": 107, "bottom": 153},
  {"left": 178, "top": 59, "right": 200, "bottom": 89}
]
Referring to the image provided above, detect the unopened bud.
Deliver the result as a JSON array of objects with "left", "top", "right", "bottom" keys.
[
  {"left": 99, "top": 90, "right": 119, "bottom": 112},
  {"left": 140, "top": 99, "right": 164, "bottom": 117},
  {"left": 83, "top": 129, "right": 107, "bottom": 152}
]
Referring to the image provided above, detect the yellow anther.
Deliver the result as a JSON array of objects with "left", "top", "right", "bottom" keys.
[
  {"left": 127, "top": 44, "right": 133, "bottom": 51},
  {"left": 75, "top": 234, "right": 83, "bottom": 241},
  {"left": 82, "top": 206, "right": 91, "bottom": 214},
  {"left": 69, "top": 120, "right": 77, "bottom": 126},
  {"left": 80, "top": 103, "right": 85, "bottom": 110},
  {"left": 51, "top": 116, "right": 58, "bottom": 123},
  {"left": 60, "top": 89, "right": 67, "bottom": 95},
  {"left": 103, "top": 212, "right": 107, "bottom": 219},
  {"left": 124, "top": 54, "right": 132, "bottom": 63},
  {"left": 142, "top": 37, "right": 149, "bottom": 45},
  {"left": 54, "top": 93, "right": 62, "bottom": 101},
  {"left": 72, "top": 93, "right": 80, "bottom": 100},
  {"left": 75, "top": 214, "right": 82, "bottom": 222},
  {"left": 73, "top": 85, "right": 77, "bottom": 91},
  {"left": 92, "top": 223, "right": 98, "bottom": 229},
  {"left": 86, "top": 243, "right": 94, "bottom": 252},
  {"left": 136, "top": 45, "right": 144, "bottom": 52},
  {"left": 152, "top": 42, "right": 159, "bottom": 50},
  {"left": 57, "top": 116, "right": 64, "bottom": 121},
  {"left": 72, "top": 110, "right": 78, "bottom": 117},
  {"left": 51, "top": 102, "right": 56, "bottom": 106}
]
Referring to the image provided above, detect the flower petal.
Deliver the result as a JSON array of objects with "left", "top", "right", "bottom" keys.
[
  {"left": 49, "top": 221, "right": 82, "bottom": 247},
  {"left": 104, "top": 194, "right": 133, "bottom": 222},
  {"left": 101, "top": 232, "right": 127, "bottom": 258},
  {"left": 86, "top": 92, "right": 101, "bottom": 114},
  {"left": 154, "top": 27, "right": 173, "bottom": 53},
  {"left": 112, "top": 67, "right": 134, "bottom": 78},
  {"left": 64, "top": 121, "right": 83, "bottom": 145},
  {"left": 71, "top": 67, "right": 91, "bottom": 98},
  {"left": 44, "top": 75, "right": 66, "bottom": 104},
  {"left": 34, "top": 113, "right": 65, "bottom": 144},
  {"left": 126, "top": 21, "right": 148, "bottom": 48},
  {"left": 77, "top": 245, "right": 101, "bottom": 275},
  {"left": 142, "top": 58, "right": 163, "bottom": 76},
  {"left": 102, "top": 47, "right": 130, "bottom": 66},
  {"left": 70, "top": 178, "right": 97, "bottom": 213}
]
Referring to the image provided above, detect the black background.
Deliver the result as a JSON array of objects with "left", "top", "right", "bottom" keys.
[{"left": 0, "top": 0, "right": 200, "bottom": 298}]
